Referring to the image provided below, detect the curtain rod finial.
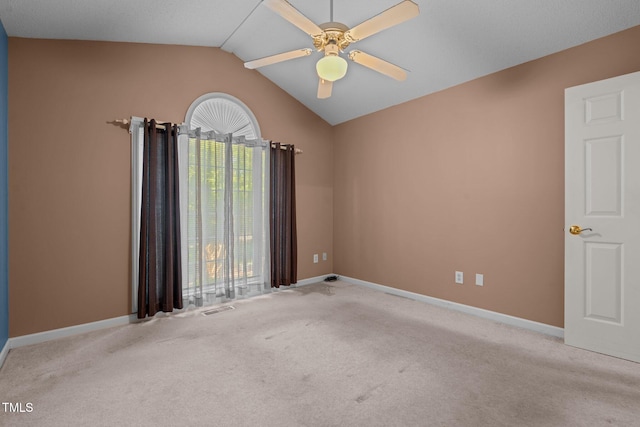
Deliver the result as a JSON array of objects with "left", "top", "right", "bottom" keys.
[{"left": 109, "top": 119, "right": 130, "bottom": 129}]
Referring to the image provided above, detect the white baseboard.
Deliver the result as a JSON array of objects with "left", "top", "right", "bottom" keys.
[
  {"left": 294, "top": 275, "right": 330, "bottom": 287},
  {"left": 339, "top": 275, "right": 564, "bottom": 339},
  {"left": 8, "top": 314, "right": 138, "bottom": 350},
  {"left": 0, "top": 338, "right": 9, "bottom": 369}
]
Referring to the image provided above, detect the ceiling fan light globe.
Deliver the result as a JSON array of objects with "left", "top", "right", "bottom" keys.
[{"left": 316, "top": 55, "right": 348, "bottom": 82}]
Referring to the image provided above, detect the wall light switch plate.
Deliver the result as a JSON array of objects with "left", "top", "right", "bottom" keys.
[
  {"left": 476, "top": 274, "right": 484, "bottom": 286},
  {"left": 313, "top": 254, "right": 319, "bottom": 263},
  {"left": 322, "top": 252, "right": 327, "bottom": 261}
]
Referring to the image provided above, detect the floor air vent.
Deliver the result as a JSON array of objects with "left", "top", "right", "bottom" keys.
[{"left": 202, "top": 305, "right": 235, "bottom": 316}]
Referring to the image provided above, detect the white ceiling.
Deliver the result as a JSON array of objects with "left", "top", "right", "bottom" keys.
[{"left": 1, "top": 0, "right": 639, "bottom": 125}]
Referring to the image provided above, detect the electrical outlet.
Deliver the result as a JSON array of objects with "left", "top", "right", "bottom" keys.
[
  {"left": 313, "top": 254, "right": 319, "bottom": 263},
  {"left": 455, "top": 271, "right": 463, "bottom": 284},
  {"left": 476, "top": 274, "right": 484, "bottom": 286},
  {"left": 322, "top": 252, "right": 327, "bottom": 261}
]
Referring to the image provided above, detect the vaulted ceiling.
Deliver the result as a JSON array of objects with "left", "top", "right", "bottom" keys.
[{"left": 1, "top": 0, "right": 639, "bottom": 124}]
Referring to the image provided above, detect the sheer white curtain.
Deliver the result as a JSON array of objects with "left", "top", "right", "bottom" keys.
[
  {"left": 130, "top": 117, "right": 145, "bottom": 313},
  {"left": 178, "top": 128, "right": 270, "bottom": 307}
]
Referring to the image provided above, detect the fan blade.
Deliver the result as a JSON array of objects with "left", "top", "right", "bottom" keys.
[
  {"left": 263, "top": 0, "right": 323, "bottom": 37},
  {"left": 345, "top": 0, "right": 419, "bottom": 42},
  {"left": 317, "top": 78, "right": 333, "bottom": 99},
  {"left": 348, "top": 50, "right": 407, "bottom": 81},
  {"left": 244, "top": 48, "right": 312, "bottom": 69}
]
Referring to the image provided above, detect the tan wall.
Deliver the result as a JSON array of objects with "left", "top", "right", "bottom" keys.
[
  {"left": 333, "top": 25, "right": 640, "bottom": 328},
  {"left": 8, "top": 39, "right": 334, "bottom": 337}
]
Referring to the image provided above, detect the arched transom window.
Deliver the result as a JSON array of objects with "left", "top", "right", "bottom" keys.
[{"left": 185, "top": 92, "right": 261, "bottom": 140}]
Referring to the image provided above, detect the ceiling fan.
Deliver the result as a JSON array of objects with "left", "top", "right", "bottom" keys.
[{"left": 244, "top": 0, "right": 420, "bottom": 99}]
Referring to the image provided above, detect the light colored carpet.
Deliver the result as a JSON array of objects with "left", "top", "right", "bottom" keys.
[{"left": 1, "top": 280, "right": 639, "bottom": 427}]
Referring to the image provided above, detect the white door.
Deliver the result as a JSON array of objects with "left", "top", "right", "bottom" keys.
[{"left": 565, "top": 71, "right": 640, "bottom": 363}]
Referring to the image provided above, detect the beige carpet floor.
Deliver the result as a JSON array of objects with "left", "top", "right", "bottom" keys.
[{"left": 1, "top": 280, "right": 639, "bottom": 427}]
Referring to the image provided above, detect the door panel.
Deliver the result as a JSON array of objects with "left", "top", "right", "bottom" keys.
[
  {"left": 585, "top": 136, "right": 622, "bottom": 216},
  {"left": 584, "top": 242, "right": 621, "bottom": 323},
  {"left": 565, "top": 71, "right": 640, "bottom": 363}
]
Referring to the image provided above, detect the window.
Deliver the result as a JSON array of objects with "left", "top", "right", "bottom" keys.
[
  {"left": 185, "top": 93, "right": 260, "bottom": 139},
  {"left": 180, "top": 94, "right": 269, "bottom": 305}
]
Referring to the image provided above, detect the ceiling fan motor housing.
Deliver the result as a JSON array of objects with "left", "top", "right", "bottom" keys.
[{"left": 314, "top": 22, "right": 351, "bottom": 52}]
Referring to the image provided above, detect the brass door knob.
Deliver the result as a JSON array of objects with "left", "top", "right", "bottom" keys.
[{"left": 569, "top": 225, "right": 593, "bottom": 235}]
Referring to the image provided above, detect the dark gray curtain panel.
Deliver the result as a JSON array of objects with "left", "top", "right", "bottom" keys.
[
  {"left": 138, "top": 119, "right": 183, "bottom": 318},
  {"left": 270, "top": 143, "right": 297, "bottom": 288}
]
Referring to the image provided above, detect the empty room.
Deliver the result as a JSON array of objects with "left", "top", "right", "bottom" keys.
[{"left": 1, "top": 1, "right": 640, "bottom": 426}]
